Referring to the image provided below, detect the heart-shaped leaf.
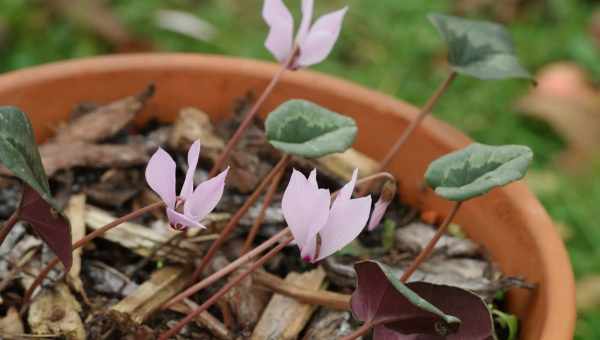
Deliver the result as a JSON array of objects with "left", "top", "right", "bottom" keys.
[
  {"left": 19, "top": 185, "right": 72, "bottom": 270},
  {"left": 428, "top": 13, "right": 532, "bottom": 81},
  {"left": 265, "top": 99, "right": 357, "bottom": 158},
  {"left": 351, "top": 260, "right": 461, "bottom": 337},
  {"left": 0, "top": 107, "right": 52, "bottom": 203},
  {"left": 372, "top": 282, "right": 494, "bottom": 339},
  {"left": 425, "top": 143, "right": 533, "bottom": 201}
]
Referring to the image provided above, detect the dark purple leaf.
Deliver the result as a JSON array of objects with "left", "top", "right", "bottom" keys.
[
  {"left": 19, "top": 185, "right": 72, "bottom": 270},
  {"left": 351, "top": 260, "right": 460, "bottom": 337},
  {"left": 386, "top": 282, "right": 495, "bottom": 340}
]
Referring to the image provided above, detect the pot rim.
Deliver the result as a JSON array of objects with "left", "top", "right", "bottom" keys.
[{"left": 0, "top": 53, "right": 576, "bottom": 339}]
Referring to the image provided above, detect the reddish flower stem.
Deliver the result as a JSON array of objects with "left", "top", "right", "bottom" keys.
[
  {"left": 190, "top": 154, "right": 292, "bottom": 282},
  {"left": 399, "top": 201, "right": 462, "bottom": 282},
  {"left": 241, "top": 166, "right": 285, "bottom": 254},
  {"left": 162, "top": 228, "right": 292, "bottom": 309},
  {"left": 0, "top": 208, "right": 20, "bottom": 246},
  {"left": 207, "top": 47, "right": 299, "bottom": 178},
  {"left": 340, "top": 316, "right": 406, "bottom": 340},
  {"left": 159, "top": 235, "right": 294, "bottom": 340},
  {"left": 358, "top": 72, "right": 456, "bottom": 196},
  {"left": 378, "top": 72, "right": 456, "bottom": 170},
  {"left": 20, "top": 201, "right": 165, "bottom": 309}
]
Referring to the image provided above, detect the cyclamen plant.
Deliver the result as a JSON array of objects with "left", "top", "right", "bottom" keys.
[{"left": 0, "top": 2, "right": 537, "bottom": 339}]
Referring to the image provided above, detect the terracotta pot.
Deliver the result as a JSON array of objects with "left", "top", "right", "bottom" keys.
[{"left": 0, "top": 54, "right": 575, "bottom": 339}]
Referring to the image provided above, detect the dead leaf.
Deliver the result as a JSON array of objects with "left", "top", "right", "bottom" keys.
[
  {"left": 28, "top": 283, "right": 86, "bottom": 340},
  {"left": 0, "top": 307, "right": 24, "bottom": 337},
  {"left": 46, "top": 0, "right": 153, "bottom": 52},
  {"left": 576, "top": 275, "right": 600, "bottom": 311},
  {"left": 40, "top": 142, "right": 148, "bottom": 176},
  {"left": 168, "top": 107, "right": 225, "bottom": 161},
  {"left": 84, "top": 169, "right": 142, "bottom": 207},
  {"left": 517, "top": 62, "right": 600, "bottom": 170}
]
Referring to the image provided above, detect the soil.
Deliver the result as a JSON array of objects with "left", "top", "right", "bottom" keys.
[{"left": 0, "top": 86, "right": 531, "bottom": 339}]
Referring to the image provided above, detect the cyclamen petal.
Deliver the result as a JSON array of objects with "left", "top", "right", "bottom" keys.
[
  {"left": 315, "top": 195, "right": 371, "bottom": 261},
  {"left": 180, "top": 140, "right": 201, "bottom": 199},
  {"left": 263, "top": 0, "right": 295, "bottom": 62},
  {"left": 281, "top": 168, "right": 371, "bottom": 263},
  {"left": 367, "top": 196, "right": 391, "bottom": 231},
  {"left": 262, "top": 0, "right": 347, "bottom": 68},
  {"left": 184, "top": 167, "right": 229, "bottom": 220},
  {"left": 297, "top": 7, "right": 348, "bottom": 67},
  {"left": 145, "top": 147, "right": 177, "bottom": 209},
  {"left": 335, "top": 167, "right": 357, "bottom": 203},
  {"left": 167, "top": 208, "right": 206, "bottom": 230},
  {"left": 296, "top": 0, "right": 314, "bottom": 44},
  {"left": 145, "top": 141, "right": 228, "bottom": 231},
  {"left": 282, "top": 169, "right": 330, "bottom": 249}
]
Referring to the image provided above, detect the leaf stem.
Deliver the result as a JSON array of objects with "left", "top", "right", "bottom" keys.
[
  {"left": 190, "top": 154, "right": 292, "bottom": 282},
  {"left": 241, "top": 166, "right": 285, "bottom": 254},
  {"left": 162, "top": 228, "right": 292, "bottom": 309},
  {"left": 159, "top": 234, "right": 294, "bottom": 340},
  {"left": 400, "top": 201, "right": 462, "bottom": 282},
  {"left": 207, "top": 48, "right": 298, "bottom": 178},
  {"left": 339, "top": 320, "right": 375, "bottom": 340},
  {"left": 379, "top": 71, "right": 456, "bottom": 170},
  {"left": 20, "top": 201, "right": 165, "bottom": 309},
  {"left": 0, "top": 208, "right": 20, "bottom": 246}
]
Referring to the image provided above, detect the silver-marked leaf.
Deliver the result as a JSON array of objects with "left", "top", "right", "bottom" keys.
[
  {"left": 0, "top": 107, "right": 52, "bottom": 203},
  {"left": 428, "top": 13, "right": 532, "bottom": 81},
  {"left": 265, "top": 99, "right": 357, "bottom": 158},
  {"left": 425, "top": 143, "right": 533, "bottom": 201},
  {"left": 351, "top": 260, "right": 461, "bottom": 337}
]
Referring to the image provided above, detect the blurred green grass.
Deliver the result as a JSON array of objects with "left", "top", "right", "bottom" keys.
[{"left": 0, "top": 0, "right": 599, "bottom": 338}]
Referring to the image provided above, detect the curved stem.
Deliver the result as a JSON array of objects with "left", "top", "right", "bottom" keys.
[
  {"left": 159, "top": 235, "right": 294, "bottom": 340},
  {"left": 21, "top": 202, "right": 165, "bottom": 308},
  {"left": 0, "top": 208, "right": 20, "bottom": 246},
  {"left": 190, "top": 154, "right": 292, "bottom": 282},
  {"left": 207, "top": 48, "right": 298, "bottom": 178},
  {"left": 400, "top": 201, "right": 462, "bottom": 282},
  {"left": 340, "top": 320, "right": 375, "bottom": 340},
  {"left": 377, "top": 72, "right": 456, "bottom": 172},
  {"left": 354, "top": 171, "right": 396, "bottom": 197},
  {"left": 340, "top": 316, "right": 409, "bottom": 340},
  {"left": 163, "top": 228, "right": 291, "bottom": 309},
  {"left": 241, "top": 167, "right": 285, "bottom": 254}
]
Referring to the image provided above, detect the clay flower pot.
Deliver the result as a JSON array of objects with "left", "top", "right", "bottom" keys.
[{"left": 0, "top": 54, "right": 575, "bottom": 339}]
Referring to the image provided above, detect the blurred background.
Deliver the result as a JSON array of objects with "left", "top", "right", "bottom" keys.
[{"left": 0, "top": 0, "right": 598, "bottom": 338}]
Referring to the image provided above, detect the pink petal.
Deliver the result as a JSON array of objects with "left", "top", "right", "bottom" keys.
[
  {"left": 314, "top": 195, "right": 371, "bottom": 262},
  {"left": 180, "top": 140, "right": 201, "bottom": 199},
  {"left": 297, "top": 6, "right": 348, "bottom": 67},
  {"left": 282, "top": 169, "right": 330, "bottom": 251},
  {"left": 335, "top": 168, "right": 358, "bottom": 204},
  {"left": 308, "top": 168, "right": 318, "bottom": 188},
  {"left": 296, "top": 0, "right": 314, "bottom": 44},
  {"left": 167, "top": 208, "right": 206, "bottom": 230},
  {"left": 184, "top": 167, "right": 229, "bottom": 220},
  {"left": 145, "top": 147, "right": 177, "bottom": 209},
  {"left": 367, "top": 197, "right": 391, "bottom": 231},
  {"left": 263, "top": 0, "right": 294, "bottom": 62}
]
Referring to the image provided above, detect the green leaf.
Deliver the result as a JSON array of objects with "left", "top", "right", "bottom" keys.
[
  {"left": 265, "top": 100, "right": 357, "bottom": 158},
  {"left": 428, "top": 13, "right": 532, "bottom": 80},
  {"left": 425, "top": 143, "right": 533, "bottom": 201},
  {"left": 0, "top": 107, "right": 52, "bottom": 203}
]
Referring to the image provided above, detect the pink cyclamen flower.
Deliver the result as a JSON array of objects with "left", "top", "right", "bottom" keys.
[
  {"left": 367, "top": 197, "right": 391, "bottom": 231},
  {"left": 263, "top": 0, "right": 348, "bottom": 69},
  {"left": 282, "top": 168, "right": 371, "bottom": 262},
  {"left": 145, "top": 140, "right": 229, "bottom": 230}
]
